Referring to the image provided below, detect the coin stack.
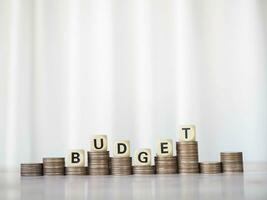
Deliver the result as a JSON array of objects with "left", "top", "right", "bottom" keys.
[
  {"left": 65, "top": 167, "right": 87, "bottom": 175},
  {"left": 200, "top": 162, "right": 222, "bottom": 174},
  {"left": 132, "top": 165, "right": 155, "bottom": 175},
  {"left": 21, "top": 163, "right": 43, "bottom": 176},
  {"left": 43, "top": 157, "right": 65, "bottom": 176},
  {"left": 176, "top": 141, "right": 199, "bottom": 173},
  {"left": 221, "top": 152, "right": 243, "bottom": 173},
  {"left": 155, "top": 156, "right": 178, "bottom": 174},
  {"left": 87, "top": 151, "right": 110, "bottom": 175},
  {"left": 110, "top": 157, "right": 132, "bottom": 175}
]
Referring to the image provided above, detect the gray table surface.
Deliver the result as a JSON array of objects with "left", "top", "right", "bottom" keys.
[{"left": 1, "top": 163, "right": 267, "bottom": 200}]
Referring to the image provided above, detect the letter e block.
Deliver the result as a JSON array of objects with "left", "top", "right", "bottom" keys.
[
  {"left": 134, "top": 149, "right": 151, "bottom": 166},
  {"left": 66, "top": 149, "right": 85, "bottom": 167},
  {"left": 90, "top": 134, "right": 108, "bottom": 152},
  {"left": 157, "top": 139, "right": 173, "bottom": 157},
  {"left": 178, "top": 125, "right": 196, "bottom": 141},
  {"left": 113, "top": 140, "right": 130, "bottom": 157}
]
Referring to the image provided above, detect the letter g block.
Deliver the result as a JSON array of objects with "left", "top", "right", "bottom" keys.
[{"left": 134, "top": 149, "right": 151, "bottom": 166}]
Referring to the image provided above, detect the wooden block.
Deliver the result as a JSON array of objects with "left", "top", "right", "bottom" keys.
[
  {"left": 156, "top": 139, "right": 173, "bottom": 156},
  {"left": 113, "top": 140, "right": 130, "bottom": 157},
  {"left": 66, "top": 149, "right": 85, "bottom": 167},
  {"left": 134, "top": 149, "right": 151, "bottom": 166},
  {"left": 90, "top": 134, "right": 108, "bottom": 152},
  {"left": 178, "top": 125, "right": 196, "bottom": 141}
]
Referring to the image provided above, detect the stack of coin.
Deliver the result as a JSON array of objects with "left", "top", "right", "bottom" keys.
[
  {"left": 21, "top": 163, "right": 43, "bottom": 176},
  {"left": 132, "top": 166, "right": 155, "bottom": 175},
  {"left": 176, "top": 141, "right": 199, "bottom": 173},
  {"left": 87, "top": 151, "right": 110, "bottom": 175},
  {"left": 65, "top": 167, "right": 87, "bottom": 175},
  {"left": 155, "top": 156, "right": 178, "bottom": 174},
  {"left": 221, "top": 152, "right": 243, "bottom": 173},
  {"left": 43, "top": 157, "right": 65, "bottom": 176},
  {"left": 110, "top": 157, "right": 132, "bottom": 175},
  {"left": 200, "top": 162, "right": 222, "bottom": 174}
]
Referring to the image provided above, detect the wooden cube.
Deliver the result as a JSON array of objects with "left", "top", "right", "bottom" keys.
[
  {"left": 113, "top": 140, "right": 130, "bottom": 157},
  {"left": 178, "top": 125, "right": 196, "bottom": 141},
  {"left": 66, "top": 149, "right": 85, "bottom": 167},
  {"left": 90, "top": 134, "right": 108, "bottom": 152},
  {"left": 156, "top": 139, "right": 173, "bottom": 156},
  {"left": 134, "top": 149, "right": 151, "bottom": 166}
]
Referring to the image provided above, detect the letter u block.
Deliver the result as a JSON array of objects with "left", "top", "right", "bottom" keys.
[
  {"left": 113, "top": 140, "right": 130, "bottom": 157},
  {"left": 178, "top": 125, "right": 196, "bottom": 141},
  {"left": 156, "top": 139, "right": 173, "bottom": 157},
  {"left": 134, "top": 149, "right": 151, "bottom": 166},
  {"left": 90, "top": 134, "right": 108, "bottom": 152},
  {"left": 66, "top": 149, "right": 85, "bottom": 167}
]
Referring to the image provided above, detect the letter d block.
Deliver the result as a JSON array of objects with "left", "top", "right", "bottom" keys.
[
  {"left": 157, "top": 139, "right": 173, "bottom": 157},
  {"left": 113, "top": 140, "right": 130, "bottom": 157},
  {"left": 134, "top": 149, "right": 151, "bottom": 166},
  {"left": 90, "top": 134, "right": 108, "bottom": 152},
  {"left": 66, "top": 149, "right": 85, "bottom": 167},
  {"left": 178, "top": 125, "right": 196, "bottom": 141}
]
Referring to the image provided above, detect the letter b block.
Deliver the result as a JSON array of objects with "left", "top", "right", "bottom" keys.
[
  {"left": 134, "top": 149, "right": 151, "bottom": 166},
  {"left": 178, "top": 125, "right": 196, "bottom": 141},
  {"left": 90, "top": 134, "right": 108, "bottom": 152},
  {"left": 113, "top": 140, "right": 130, "bottom": 157},
  {"left": 157, "top": 139, "right": 173, "bottom": 157},
  {"left": 66, "top": 149, "right": 85, "bottom": 167}
]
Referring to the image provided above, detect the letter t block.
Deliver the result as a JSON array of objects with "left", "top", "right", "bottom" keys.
[{"left": 178, "top": 125, "right": 196, "bottom": 141}]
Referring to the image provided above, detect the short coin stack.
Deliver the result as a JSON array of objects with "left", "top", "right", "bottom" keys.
[
  {"left": 87, "top": 151, "right": 110, "bottom": 175},
  {"left": 221, "top": 152, "right": 243, "bottom": 173},
  {"left": 155, "top": 156, "right": 178, "bottom": 174},
  {"left": 21, "top": 163, "right": 43, "bottom": 176},
  {"left": 110, "top": 157, "right": 132, "bottom": 175},
  {"left": 176, "top": 141, "right": 199, "bottom": 173},
  {"left": 43, "top": 157, "right": 65, "bottom": 176},
  {"left": 200, "top": 162, "right": 222, "bottom": 174},
  {"left": 132, "top": 166, "right": 155, "bottom": 175},
  {"left": 65, "top": 167, "right": 87, "bottom": 175}
]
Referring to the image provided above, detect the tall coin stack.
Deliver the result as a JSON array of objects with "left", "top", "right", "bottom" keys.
[
  {"left": 43, "top": 157, "right": 65, "bottom": 176},
  {"left": 65, "top": 167, "right": 87, "bottom": 175},
  {"left": 87, "top": 151, "right": 110, "bottom": 175},
  {"left": 110, "top": 157, "right": 132, "bottom": 175},
  {"left": 176, "top": 141, "right": 199, "bottom": 173},
  {"left": 200, "top": 162, "right": 222, "bottom": 174},
  {"left": 155, "top": 156, "right": 178, "bottom": 174},
  {"left": 221, "top": 152, "right": 243, "bottom": 173},
  {"left": 21, "top": 163, "right": 43, "bottom": 176}
]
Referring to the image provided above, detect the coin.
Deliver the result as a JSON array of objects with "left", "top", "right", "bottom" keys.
[
  {"left": 110, "top": 157, "right": 132, "bottom": 175},
  {"left": 220, "top": 152, "right": 243, "bottom": 173},
  {"left": 21, "top": 163, "right": 43, "bottom": 176}
]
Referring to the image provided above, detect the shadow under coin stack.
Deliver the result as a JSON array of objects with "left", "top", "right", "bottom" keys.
[
  {"left": 176, "top": 141, "right": 199, "bottom": 173},
  {"left": 200, "top": 162, "right": 222, "bottom": 174},
  {"left": 87, "top": 151, "right": 110, "bottom": 175},
  {"left": 110, "top": 157, "right": 132, "bottom": 175},
  {"left": 21, "top": 163, "right": 43, "bottom": 176},
  {"left": 221, "top": 152, "right": 243, "bottom": 173},
  {"left": 65, "top": 167, "right": 87, "bottom": 175},
  {"left": 43, "top": 157, "right": 65, "bottom": 176},
  {"left": 155, "top": 156, "right": 178, "bottom": 174}
]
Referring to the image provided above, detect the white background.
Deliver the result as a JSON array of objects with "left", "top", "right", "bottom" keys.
[{"left": 1, "top": 0, "right": 267, "bottom": 170}]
